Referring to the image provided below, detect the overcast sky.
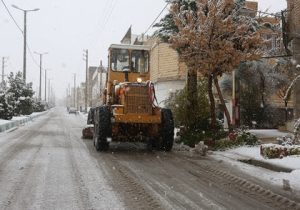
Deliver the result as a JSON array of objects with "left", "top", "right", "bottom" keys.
[{"left": 0, "top": 0, "right": 287, "bottom": 99}]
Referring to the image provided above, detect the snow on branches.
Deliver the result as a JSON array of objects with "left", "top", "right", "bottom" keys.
[
  {"left": 170, "top": 0, "right": 263, "bottom": 76},
  {"left": 169, "top": 0, "right": 263, "bottom": 129}
]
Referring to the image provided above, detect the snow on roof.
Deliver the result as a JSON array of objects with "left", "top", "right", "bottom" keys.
[{"left": 109, "top": 44, "right": 151, "bottom": 51}]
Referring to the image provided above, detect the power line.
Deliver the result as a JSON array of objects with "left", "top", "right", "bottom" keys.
[
  {"left": 26, "top": 43, "right": 41, "bottom": 69},
  {"left": 144, "top": 3, "right": 169, "bottom": 35},
  {"left": 0, "top": 0, "right": 23, "bottom": 33},
  {"left": 1, "top": 0, "right": 40, "bottom": 70},
  {"left": 102, "top": 0, "right": 118, "bottom": 30},
  {"left": 87, "top": 0, "right": 117, "bottom": 47}
]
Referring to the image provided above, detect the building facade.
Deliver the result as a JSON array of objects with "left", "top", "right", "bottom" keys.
[
  {"left": 87, "top": 65, "right": 107, "bottom": 108},
  {"left": 147, "top": 39, "right": 187, "bottom": 105}
]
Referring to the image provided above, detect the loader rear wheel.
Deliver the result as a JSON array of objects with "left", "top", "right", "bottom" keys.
[
  {"left": 94, "top": 106, "right": 111, "bottom": 152},
  {"left": 160, "top": 108, "right": 174, "bottom": 151}
]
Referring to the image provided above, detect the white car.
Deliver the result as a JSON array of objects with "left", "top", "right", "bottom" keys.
[{"left": 69, "top": 107, "right": 78, "bottom": 114}]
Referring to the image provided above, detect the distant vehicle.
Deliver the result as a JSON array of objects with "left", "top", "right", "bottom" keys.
[
  {"left": 90, "top": 44, "right": 174, "bottom": 152},
  {"left": 69, "top": 107, "right": 77, "bottom": 114}
]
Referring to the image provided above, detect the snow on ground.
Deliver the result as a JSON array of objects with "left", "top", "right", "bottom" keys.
[
  {"left": 249, "top": 129, "right": 291, "bottom": 138},
  {"left": 223, "top": 146, "right": 300, "bottom": 170},
  {"left": 212, "top": 145, "right": 300, "bottom": 194},
  {"left": 0, "top": 120, "right": 8, "bottom": 126},
  {"left": 11, "top": 116, "right": 29, "bottom": 121}
]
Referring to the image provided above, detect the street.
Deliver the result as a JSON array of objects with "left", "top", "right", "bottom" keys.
[{"left": 0, "top": 108, "right": 299, "bottom": 210}]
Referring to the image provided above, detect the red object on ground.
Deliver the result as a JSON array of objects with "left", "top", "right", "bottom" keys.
[
  {"left": 82, "top": 126, "right": 94, "bottom": 139},
  {"left": 229, "top": 132, "right": 237, "bottom": 141}
]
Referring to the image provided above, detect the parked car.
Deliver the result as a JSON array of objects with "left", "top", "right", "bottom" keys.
[{"left": 69, "top": 107, "right": 77, "bottom": 114}]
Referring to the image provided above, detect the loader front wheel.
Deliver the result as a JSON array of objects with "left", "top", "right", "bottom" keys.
[
  {"left": 94, "top": 106, "right": 111, "bottom": 152},
  {"left": 160, "top": 108, "right": 174, "bottom": 151}
]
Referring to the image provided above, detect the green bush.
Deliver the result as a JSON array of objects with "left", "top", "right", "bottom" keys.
[
  {"left": 0, "top": 92, "right": 14, "bottom": 120},
  {"left": 236, "top": 130, "right": 258, "bottom": 146},
  {"left": 165, "top": 79, "right": 214, "bottom": 146},
  {"left": 213, "top": 138, "right": 244, "bottom": 151},
  {"left": 179, "top": 124, "right": 228, "bottom": 147},
  {"left": 213, "top": 128, "right": 258, "bottom": 151},
  {"left": 165, "top": 79, "right": 210, "bottom": 131},
  {"left": 33, "top": 100, "right": 46, "bottom": 112},
  {"left": 180, "top": 132, "right": 204, "bottom": 147}
]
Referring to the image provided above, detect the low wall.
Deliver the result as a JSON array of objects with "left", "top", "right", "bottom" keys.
[{"left": 0, "top": 111, "right": 48, "bottom": 133}]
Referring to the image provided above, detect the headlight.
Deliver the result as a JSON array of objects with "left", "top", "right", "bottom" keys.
[{"left": 137, "top": 77, "right": 142, "bottom": 83}]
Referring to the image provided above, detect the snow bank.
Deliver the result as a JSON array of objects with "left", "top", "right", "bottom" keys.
[
  {"left": 249, "top": 129, "right": 290, "bottom": 138},
  {"left": 212, "top": 146, "right": 300, "bottom": 193},
  {"left": 0, "top": 111, "right": 48, "bottom": 133},
  {"left": 224, "top": 146, "right": 300, "bottom": 170}
]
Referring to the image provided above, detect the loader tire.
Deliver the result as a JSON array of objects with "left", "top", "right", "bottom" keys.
[
  {"left": 94, "top": 106, "right": 111, "bottom": 152},
  {"left": 160, "top": 108, "right": 174, "bottom": 151}
]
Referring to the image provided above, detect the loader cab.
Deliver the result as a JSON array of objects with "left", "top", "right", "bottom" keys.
[
  {"left": 108, "top": 44, "right": 150, "bottom": 83},
  {"left": 106, "top": 44, "right": 151, "bottom": 104}
]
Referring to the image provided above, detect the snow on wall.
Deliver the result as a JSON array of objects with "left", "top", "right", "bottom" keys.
[{"left": 0, "top": 111, "right": 48, "bottom": 133}]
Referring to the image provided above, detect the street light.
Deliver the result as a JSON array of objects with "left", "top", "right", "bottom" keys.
[
  {"left": 83, "top": 49, "right": 88, "bottom": 112},
  {"left": 12, "top": 5, "right": 39, "bottom": 82},
  {"left": 34, "top": 51, "right": 48, "bottom": 101}
]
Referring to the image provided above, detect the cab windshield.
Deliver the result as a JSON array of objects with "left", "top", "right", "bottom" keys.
[{"left": 111, "top": 48, "right": 149, "bottom": 73}]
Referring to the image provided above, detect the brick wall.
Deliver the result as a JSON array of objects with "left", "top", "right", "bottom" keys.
[
  {"left": 288, "top": 0, "right": 300, "bottom": 34},
  {"left": 149, "top": 41, "right": 186, "bottom": 83}
]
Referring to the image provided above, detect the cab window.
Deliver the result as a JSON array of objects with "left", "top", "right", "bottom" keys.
[
  {"left": 131, "top": 50, "right": 149, "bottom": 73},
  {"left": 111, "top": 49, "right": 129, "bottom": 71}
]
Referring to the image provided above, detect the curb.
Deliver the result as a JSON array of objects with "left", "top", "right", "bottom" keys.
[
  {"left": 238, "top": 158, "right": 294, "bottom": 173},
  {"left": 212, "top": 151, "right": 296, "bottom": 173},
  {"left": 0, "top": 111, "right": 48, "bottom": 133}
]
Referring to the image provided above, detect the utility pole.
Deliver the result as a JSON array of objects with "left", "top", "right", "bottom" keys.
[
  {"left": 66, "top": 88, "right": 68, "bottom": 107},
  {"left": 48, "top": 78, "right": 52, "bottom": 103},
  {"left": 23, "top": 11, "right": 27, "bottom": 81},
  {"left": 99, "top": 60, "right": 103, "bottom": 104},
  {"left": 34, "top": 51, "right": 48, "bottom": 101},
  {"left": 1, "top": 57, "right": 8, "bottom": 85},
  {"left": 73, "top": 73, "right": 76, "bottom": 108},
  {"left": 44, "top": 69, "right": 50, "bottom": 101},
  {"left": 68, "top": 83, "right": 70, "bottom": 107},
  {"left": 83, "top": 50, "right": 88, "bottom": 112},
  {"left": 12, "top": 5, "right": 39, "bottom": 82}
]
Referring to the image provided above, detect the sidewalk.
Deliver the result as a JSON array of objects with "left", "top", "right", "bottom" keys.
[
  {"left": 211, "top": 145, "right": 300, "bottom": 193},
  {"left": 0, "top": 111, "right": 48, "bottom": 133}
]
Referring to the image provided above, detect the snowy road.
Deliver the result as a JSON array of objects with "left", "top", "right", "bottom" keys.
[{"left": 0, "top": 108, "right": 299, "bottom": 210}]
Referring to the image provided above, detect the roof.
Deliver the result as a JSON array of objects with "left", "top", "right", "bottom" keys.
[
  {"left": 258, "top": 16, "right": 281, "bottom": 25},
  {"left": 109, "top": 44, "right": 151, "bottom": 51},
  {"left": 88, "top": 66, "right": 98, "bottom": 73},
  {"left": 121, "top": 26, "right": 132, "bottom": 44},
  {"left": 245, "top": 1, "right": 258, "bottom": 11}
]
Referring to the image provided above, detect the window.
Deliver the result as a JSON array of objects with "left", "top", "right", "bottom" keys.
[
  {"left": 111, "top": 49, "right": 129, "bottom": 71},
  {"left": 131, "top": 50, "right": 149, "bottom": 73}
]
